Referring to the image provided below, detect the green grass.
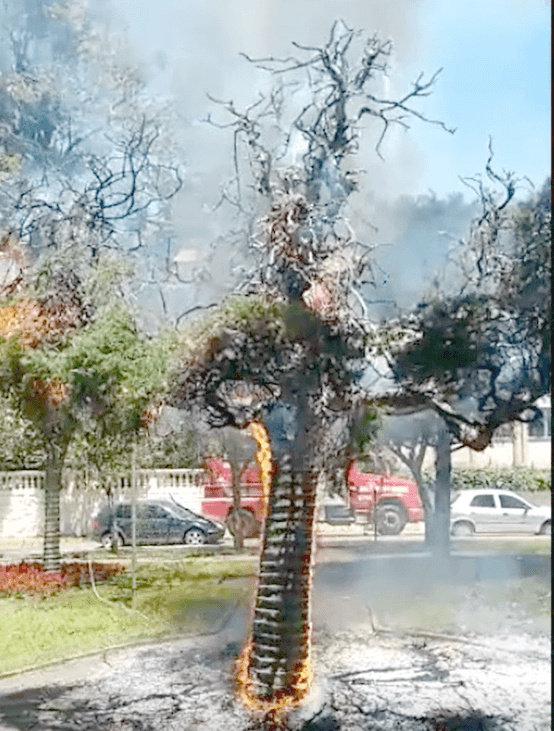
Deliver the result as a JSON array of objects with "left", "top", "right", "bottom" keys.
[{"left": 0, "top": 558, "right": 257, "bottom": 675}]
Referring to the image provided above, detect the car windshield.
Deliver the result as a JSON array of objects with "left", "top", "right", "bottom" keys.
[{"left": 163, "top": 502, "right": 199, "bottom": 520}]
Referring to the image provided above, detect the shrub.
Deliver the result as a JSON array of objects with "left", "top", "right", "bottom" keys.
[
  {"left": 0, "top": 561, "right": 125, "bottom": 596},
  {"left": 451, "top": 468, "right": 551, "bottom": 493}
]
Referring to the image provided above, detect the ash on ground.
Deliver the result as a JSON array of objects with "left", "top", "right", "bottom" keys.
[{"left": 0, "top": 622, "right": 549, "bottom": 731}]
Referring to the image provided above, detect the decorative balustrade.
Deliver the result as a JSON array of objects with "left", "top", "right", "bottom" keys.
[{"left": 0, "top": 470, "right": 45, "bottom": 491}]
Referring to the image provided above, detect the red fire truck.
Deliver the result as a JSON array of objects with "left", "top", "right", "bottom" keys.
[
  {"left": 200, "top": 458, "right": 423, "bottom": 537},
  {"left": 346, "top": 461, "right": 423, "bottom": 535},
  {"left": 201, "top": 458, "right": 265, "bottom": 538}
]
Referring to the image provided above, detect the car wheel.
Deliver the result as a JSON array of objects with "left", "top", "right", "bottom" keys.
[
  {"left": 184, "top": 528, "right": 207, "bottom": 545},
  {"left": 101, "top": 532, "right": 123, "bottom": 550},
  {"left": 226, "top": 508, "right": 261, "bottom": 539},
  {"left": 539, "top": 520, "right": 551, "bottom": 535},
  {"left": 375, "top": 503, "right": 407, "bottom": 536},
  {"left": 451, "top": 521, "right": 475, "bottom": 537}
]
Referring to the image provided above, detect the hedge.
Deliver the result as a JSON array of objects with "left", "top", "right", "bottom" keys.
[{"left": 451, "top": 468, "right": 551, "bottom": 493}]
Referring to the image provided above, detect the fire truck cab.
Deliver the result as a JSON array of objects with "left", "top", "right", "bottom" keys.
[{"left": 347, "top": 461, "right": 424, "bottom": 534}]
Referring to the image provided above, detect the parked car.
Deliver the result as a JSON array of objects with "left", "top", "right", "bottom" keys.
[
  {"left": 91, "top": 500, "right": 226, "bottom": 549},
  {"left": 450, "top": 489, "right": 551, "bottom": 536}
]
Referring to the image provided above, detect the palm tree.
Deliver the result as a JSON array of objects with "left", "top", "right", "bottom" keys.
[
  {"left": 171, "top": 191, "right": 372, "bottom": 718},
  {"left": 170, "top": 21, "right": 451, "bottom": 720}
]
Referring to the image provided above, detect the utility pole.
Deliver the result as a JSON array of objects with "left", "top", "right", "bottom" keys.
[{"left": 131, "top": 437, "right": 137, "bottom": 611}]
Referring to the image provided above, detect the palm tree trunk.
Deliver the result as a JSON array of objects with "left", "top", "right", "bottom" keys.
[
  {"left": 43, "top": 441, "right": 65, "bottom": 572},
  {"left": 238, "top": 438, "right": 318, "bottom": 712}
]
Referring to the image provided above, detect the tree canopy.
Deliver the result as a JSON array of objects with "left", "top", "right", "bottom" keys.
[{"left": 385, "top": 168, "right": 551, "bottom": 449}]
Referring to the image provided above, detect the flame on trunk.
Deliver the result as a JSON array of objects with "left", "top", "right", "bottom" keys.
[
  {"left": 236, "top": 421, "right": 316, "bottom": 725},
  {"left": 249, "top": 421, "right": 272, "bottom": 518},
  {"left": 235, "top": 637, "right": 313, "bottom": 725}
]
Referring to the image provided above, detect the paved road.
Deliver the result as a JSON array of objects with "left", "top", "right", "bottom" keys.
[{"left": 1, "top": 520, "right": 550, "bottom": 564}]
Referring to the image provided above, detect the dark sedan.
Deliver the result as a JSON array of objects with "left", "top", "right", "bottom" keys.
[{"left": 92, "top": 500, "right": 226, "bottom": 549}]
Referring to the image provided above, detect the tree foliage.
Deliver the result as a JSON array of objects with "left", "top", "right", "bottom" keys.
[
  {"left": 385, "top": 165, "right": 551, "bottom": 450},
  {"left": 0, "top": 0, "right": 183, "bottom": 308}
]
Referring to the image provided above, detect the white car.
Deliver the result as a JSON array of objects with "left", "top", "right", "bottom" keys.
[{"left": 450, "top": 489, "right": 551, "bottom": 536}]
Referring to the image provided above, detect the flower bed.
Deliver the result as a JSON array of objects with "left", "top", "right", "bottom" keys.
[{"left": 0, "top": 561, "right": 125, "bottom": 596}]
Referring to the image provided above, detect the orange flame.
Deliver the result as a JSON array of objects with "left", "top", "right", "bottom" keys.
[
  {"left": 249, "top": 421, "right": 272, "bottom": 519},
  {"left": 235, "top": 637, "right": 313, "bottom": 725}
]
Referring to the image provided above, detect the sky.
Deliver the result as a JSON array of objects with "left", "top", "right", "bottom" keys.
[
  {"left": 91, "top": 0, "right": 549, "bottom": 318},
  {"left": 102, "top": 0, "right": 550, "bottom": 200},
  {"left": 2, "top": 0, "right": 548, "bottom": 322}
]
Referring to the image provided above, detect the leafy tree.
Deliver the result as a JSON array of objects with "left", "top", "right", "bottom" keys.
[
  {"left": 382, "top": 164, "right": 551, "bottom": 554},
  {"left": 0, "top": 393, "right": 45, "bottom": 469},
  {"left": 142, "top": 420, "right": 200, "bottom": 470},
  {"left": 387, "top": 168, "right": 551, "bottom": 447},
  {"left": 170, "top": 21, "right": 451, "bottom": 719},
  {"left": 0, "top": 266, "right": 171, "bottom": 570},
  {"left": 0, "top": 0, "right": 184, "bottom": 569}
]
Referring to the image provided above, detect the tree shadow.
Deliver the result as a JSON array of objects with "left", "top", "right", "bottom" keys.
[
  {"left": 0, "top": 683, "right": 156, "bottom": 731},
  {"left": 426, "top": 711, "right": 514, "bottom": 731}
]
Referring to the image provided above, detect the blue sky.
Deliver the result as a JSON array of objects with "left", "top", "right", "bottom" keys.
[
  {"left": 404, "top": 0, "right": 550, "bottom": 197},
  {"left": 105, "top": 0, "right": 550, "bottom": 200}
]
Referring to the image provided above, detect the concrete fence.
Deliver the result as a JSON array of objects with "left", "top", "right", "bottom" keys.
[{"left": 0, "top": 469, "right": 206, "bottom": 539}]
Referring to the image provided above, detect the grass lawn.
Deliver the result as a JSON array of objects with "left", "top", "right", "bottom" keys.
[{"left": 0, "top": 557, "right": 257, "bottom": 676}]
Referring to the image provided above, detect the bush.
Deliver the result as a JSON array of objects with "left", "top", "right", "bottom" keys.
[
  {"left": 0, "top": 561, "right": 125, "bottom": 597},
  {"left": 451, "top": 468, "right": 551, "bottom": 493}
]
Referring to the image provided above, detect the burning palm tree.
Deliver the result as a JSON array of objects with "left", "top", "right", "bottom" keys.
[
  {"left": 170, "top": 190, "right": 371, "bottom": 723},
  {"left": 170, "top": 21, "right": 451, "bottom": 723}
]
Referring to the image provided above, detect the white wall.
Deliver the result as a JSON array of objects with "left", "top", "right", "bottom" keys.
[{"left": 0, "top": 469, "right": 205, "bottom": 539}]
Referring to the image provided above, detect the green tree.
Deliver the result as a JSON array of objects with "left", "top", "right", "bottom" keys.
[
  {"left": 0, "top": 0, "right": 183, "bottom": 569},
  {"left": 0, "top": 393, "right": 45, "bottom": 469},
  {"left": 388, "top": 169, "right": 550, "bottom": 447},
  {"left": 0, "top": 274, "right": 171, "bottom": 570},
  {"left": 383, "top": 166, "right": 551, "bottom": 554}
]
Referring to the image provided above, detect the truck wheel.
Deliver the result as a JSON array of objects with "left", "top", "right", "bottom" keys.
[
  {"left": 226, "top": 508, "right": 260, "bottom": 539},
  {"left": 375, "top": 502, "right": 407, "bottom": 536}
]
